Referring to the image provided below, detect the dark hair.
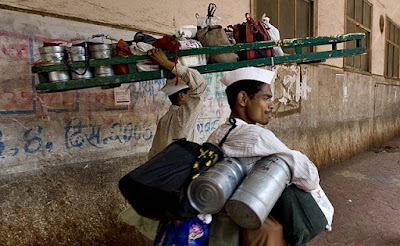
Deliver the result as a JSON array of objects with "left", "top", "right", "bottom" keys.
[
  {"left": 225, "top": 80, "right": 265, "bottom": 110},
  {"left": 168, "top": 88, "right": 190, "bottom": 105}
]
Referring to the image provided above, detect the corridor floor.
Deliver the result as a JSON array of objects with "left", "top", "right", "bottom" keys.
[{"left": 309, "top": 137, "right": 400, "bottom": 245}]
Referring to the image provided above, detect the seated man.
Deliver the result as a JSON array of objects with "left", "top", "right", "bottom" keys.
[{"left": 206, "top": 67, "right": 332, "bottom": 245}]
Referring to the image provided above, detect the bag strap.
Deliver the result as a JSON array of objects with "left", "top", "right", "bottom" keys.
[
  {"left": 207, "top": 3, "right": 217, "bottom": 17},
  {"left": 245, "top": 13, "right": 257, "bottom": 26},
  {"left": 218, "top": 118, "right": 237, "bottom": 147}
]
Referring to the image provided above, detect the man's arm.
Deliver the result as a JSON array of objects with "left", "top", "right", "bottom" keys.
[
  {"left": 226, "top": 125, "right": 320, "bottom": 192},
  {"left": 172, "top": 64, "right": 207, "bottom": 127},
  {"left": 255, "top": 129, "right": 320, "bottom": 192},
  {"left": 149, "top": 48, "right": 207, "bottom": 128}
]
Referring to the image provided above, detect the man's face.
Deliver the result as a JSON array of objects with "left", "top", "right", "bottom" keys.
[{"left": 244, "top": 84, "right": 275, "bottom": 125}]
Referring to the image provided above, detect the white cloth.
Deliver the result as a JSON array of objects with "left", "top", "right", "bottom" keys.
[
  {"left": 129, "top": 42, "right": 159, "bottom": 72},
  {"left": 207, "top": 118, "right": 333, "bottom": 229},
  {"left": 310, "top": 185, "right": 334, "bottom": 230},
  {"left": 220, "top": 67, "right": 275, "bottom": 87},
  {"left": 197, "top": 214, "right": 212, "bottom": 224},
  {"left": 178, "top": 39, "right": 207, "bottom": 67},
  {"left": 148, "top": 64, "right": 207, "bottom": 159},
  {"left": 261, "top": 14, "right": 284, "bottom": 57}
]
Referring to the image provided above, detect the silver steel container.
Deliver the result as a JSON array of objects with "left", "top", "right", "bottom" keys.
[
  {"left": 39, "top": 46, "right": 66, "bottom": 64},
  {"left": 48, "top": 70, "right": 70, "bottom": 82},
  {"left": 67, "top": 46, "right": 88, "bottom": 62},
  {"left": 225, "top": 155, "right": 291, "bottom": 230},
  {"left": 187, "top": 158, "right": 246, "bottom": 214},
  {"left": 94, "top": 65, "right": 114, "bottom": 77},
  {"left": 71, "top": 68, "right": 92, "bottom": 79},
  {"left": 67, "top": 46, "right": 92, "bottom": 79},
  {"left": 89, "top": 44, "right": 112, "bottom": 59}
]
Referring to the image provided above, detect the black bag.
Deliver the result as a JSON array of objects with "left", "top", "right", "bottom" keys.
[
  {"left": 119, "top": 119, "right": 238, "bottom": 221},
  {"left": 270, "top": 185, "right": 328, "bottom": 246}
]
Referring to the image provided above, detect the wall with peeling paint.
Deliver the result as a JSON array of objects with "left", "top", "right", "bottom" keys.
[
  {"left": 0, "top": 0, "right": 248, "bottom": 36},
  {"left": 0, "top": 8, "right": 233, "bottom": 245},
  {"left": 0, "top": 1, "right": 400, "bottom": 245},
  {"left": 269, "top": 65, "right": 400, "bottom": 168}
]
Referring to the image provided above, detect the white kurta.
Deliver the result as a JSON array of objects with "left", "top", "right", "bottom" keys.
[
  {"left": 207, "top": 118, "right": 319, "bottom": 191},
  {"left": 148, "top": 63, "right": 207, "bottom": 159},
  {"left": 120, "top": 64, "right": 207, "bottom": 240},
  {"left": 207, "top": 118, "right": 333, "bottom": 229}
]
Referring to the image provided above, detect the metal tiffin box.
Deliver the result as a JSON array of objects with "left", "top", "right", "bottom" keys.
[
  {"left": 39, "top": 46, "right": 66, "bottom": 64},
  {"left": 225, "top": 155, "right": 291, "bottom": 230},
  {"left": 187, "top": 158, "right": 246, "bottom": 214}
]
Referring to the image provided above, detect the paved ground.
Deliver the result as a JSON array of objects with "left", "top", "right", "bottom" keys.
[{"left": 308, "top": 137, "right": 400, "bottom": 246}]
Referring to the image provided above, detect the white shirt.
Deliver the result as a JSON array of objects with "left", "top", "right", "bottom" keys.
[
  {"left": 207, "top": 118, "right": 334, "bottom": 229},
  {"left": 207, "top": 118, "right": 320, "bottom": 192},
  {"left": 148, "top": 64, "right": 207, "bottom": 159}
]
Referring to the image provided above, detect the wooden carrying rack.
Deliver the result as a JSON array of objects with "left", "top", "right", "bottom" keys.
[{"left": 32, "top": 33, "right": 366, "bottom": 93}]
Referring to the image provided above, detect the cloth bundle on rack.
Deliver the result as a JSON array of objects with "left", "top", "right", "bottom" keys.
[
  {"left": 130, "top": 42, "right": 159, "bottom": 72},
  {"left": 152, "top": 35, "right": 181, "bottom": 84},
  {"left": 232, "top": 13, "right": 275, "bottom": 61},
  {"left": 197, "top": 25, "right": 238, "bottom": 64},
  {"left": 133, "top": 31, "right": 157, "bottom": 44},
  {"left": 261, "top": 14, "right": 284, "bottom": 57},
  {"left": 114, "top": 39, "right": 132, "bottom": 75},
  {"left": 178, "top": 39, "right": 207, "bottom": 67}
]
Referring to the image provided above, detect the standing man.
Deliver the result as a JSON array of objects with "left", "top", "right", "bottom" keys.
[
  {"left": 119, "top": 48, "right": 208, "bottom": 241},
  {"left": 206, "top": 67, "right": 332, "bottom": 245},
  {"left": 148, "top": 48, "right": 207, "bottom": 159}
]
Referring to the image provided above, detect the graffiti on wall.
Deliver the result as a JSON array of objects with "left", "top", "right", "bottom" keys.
[
  {"left": 195, "top": 110, "right": 222, "bottom": 142},
  {"left": 0, "top": 118, "right": 153, "bottom": 160},
  {"left": 0, "top": 126, "right": 52, "bottom": 159},
  {"left": 65, "top": 118, "right": 152, "bottom": 149}
]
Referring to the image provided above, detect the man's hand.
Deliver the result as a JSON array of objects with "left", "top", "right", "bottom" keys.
[{"left": 148, "top": 48, "right": 175, "bottom": 71}]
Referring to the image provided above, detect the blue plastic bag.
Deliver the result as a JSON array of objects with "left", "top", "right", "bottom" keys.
[{"left": 154, "top": 218, "right": 208, "bottom": 246}]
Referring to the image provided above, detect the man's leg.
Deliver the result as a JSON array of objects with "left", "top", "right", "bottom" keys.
[{"left": 241, "top": 216, "right": 287, "bottom": 246}]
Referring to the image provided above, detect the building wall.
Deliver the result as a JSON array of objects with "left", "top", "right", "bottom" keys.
[
  {"left": 0, "top": 6, "right": 235, "bottom": 245},
  {"left": 317, "top": 0, "right": 400, "bottom": 74},
  {"left": 0, "top": 0, "right": 400, "bottom": 245},
  {"left": 0, "top": 0, "right": 248, "bottom": 35}
]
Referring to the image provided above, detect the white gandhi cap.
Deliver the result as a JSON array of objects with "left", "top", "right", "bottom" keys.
[
  {"left": 220, "top": 67, "right": 275, "bottom": 87},
  {"left": 161, "top": 78, "right": 189, "bottom": 96}
]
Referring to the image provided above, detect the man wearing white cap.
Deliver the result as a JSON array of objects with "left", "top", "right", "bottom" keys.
[
  {"left": 118, "top": 48, "right": 207, "bottom": 241},
  {"left": 206, "top": 67, "right": 332, "bottom": 245},
  {"left": 147, "top": 48, "right": 207, "bottom": 159}
]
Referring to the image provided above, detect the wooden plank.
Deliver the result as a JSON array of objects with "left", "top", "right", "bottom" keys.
[
  {"left": 36, "top": 46, "right": 366, "bottom": 92},
  {"left": 32, "top": 33, "right": 365, "bottom": 73}
]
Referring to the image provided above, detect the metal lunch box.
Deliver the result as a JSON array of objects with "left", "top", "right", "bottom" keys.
[
  {"left": 187, "top": 158, "right": 246, "bottom": 214},
  {"left": 225, "top": 155, "right": 291, "bottom": 230}
]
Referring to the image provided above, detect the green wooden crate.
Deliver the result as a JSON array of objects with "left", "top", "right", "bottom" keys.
[{"left": 32, "top": 33, "right": 366, "bottom": 93}]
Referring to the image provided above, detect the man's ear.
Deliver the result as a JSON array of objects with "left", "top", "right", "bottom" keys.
[{"left": 237, "top": 91, "right": 248, "bottom": 107}]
